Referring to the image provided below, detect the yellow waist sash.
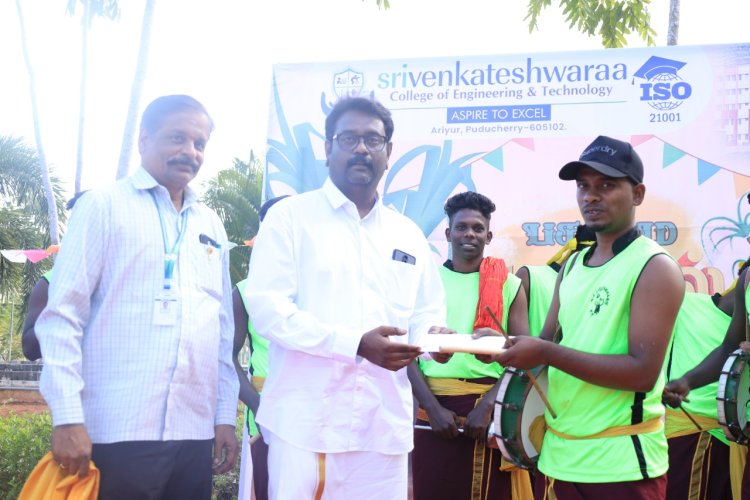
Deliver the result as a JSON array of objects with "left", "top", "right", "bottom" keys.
[
  {"left": 664, "top": 407, "right": 719, "bottom": 439},
  {"left": 547, "top": 416, "right": 662, "bottom": 440},
  {"left": 424, "top": 377, "right": 495, "bottom": 396}
]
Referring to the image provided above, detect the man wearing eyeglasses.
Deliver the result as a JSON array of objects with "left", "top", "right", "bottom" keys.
[{"left": 246, "top": 97, "right": 450, "bottom": 499}]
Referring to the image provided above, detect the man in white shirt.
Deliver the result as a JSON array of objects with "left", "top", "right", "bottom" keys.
[
  {"left": 37, "top": 95, "right": 239, "bottom": 499},
  {"left": 246, "top": 97, "right": 449, "bottom": 499}
]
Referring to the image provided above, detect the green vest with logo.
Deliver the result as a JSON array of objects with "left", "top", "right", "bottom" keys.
[{"left": 539, "top": 235, "right": 670, "bottom": 482}]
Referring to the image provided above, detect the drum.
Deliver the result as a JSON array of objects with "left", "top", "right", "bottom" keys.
[
  {"left": 493, "top": 365, "right": 548, "bottom": 469},
  {"left": 717, "top": 348, "right": 750, "bottom": 444}
]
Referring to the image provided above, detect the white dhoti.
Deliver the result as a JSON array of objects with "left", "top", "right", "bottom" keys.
[{"left": 266, "top": 431, "right": 408, "bottom": 500}]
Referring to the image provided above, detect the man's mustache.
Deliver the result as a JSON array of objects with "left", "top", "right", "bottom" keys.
[
  {"left": 347, "top": 154, "right": 373, "bottom": 169},
  {"left": 167, "top": 156, "right": 200, "bottom": 171}
]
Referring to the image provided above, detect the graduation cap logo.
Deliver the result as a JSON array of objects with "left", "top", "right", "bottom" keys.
[
  {"left": 633, "top": 55, "right": 692, "bottom": 111},
  {"left": 634, "top": 56, "right": 687, "bottom": 81}
]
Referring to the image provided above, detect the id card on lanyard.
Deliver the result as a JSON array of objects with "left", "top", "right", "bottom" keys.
[{"left": 150, "top": 191, "right": 188, "bottom": 326}]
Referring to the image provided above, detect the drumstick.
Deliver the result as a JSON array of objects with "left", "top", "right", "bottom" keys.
[
  {"left": 677, "top": 405, "right": 702, "bottom": 431},
  {"left": 663, "top": 389, "right": 702, "bottom": 431},
  {"left": 484, "top": 306, "right": 558, "bottom": 419},
  {"left": 415, "top": 425, "right": 465, "bottom": 433}
]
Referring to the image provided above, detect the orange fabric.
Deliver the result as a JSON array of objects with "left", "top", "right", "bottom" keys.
[
  {"left": 473, "top": 257, "right": 508, "bottom": 331},
  {"left": 18, "top": 451, "right": 99, "bottom": 500}
]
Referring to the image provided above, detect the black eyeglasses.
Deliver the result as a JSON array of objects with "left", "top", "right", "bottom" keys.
[{"left": 332, "top": 132, "right": 388, "bottom": 152}]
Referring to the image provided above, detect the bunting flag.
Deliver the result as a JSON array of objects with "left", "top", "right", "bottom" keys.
[
  {"left": 662, "top": 143, "right": 686, "bottom": 168},
  {"left": 0, "top": 245, "right": 59, "bottom": 264},
  {"left": 659, "top": 139, "right": 723, "bottom": 185},
  {"left": 697, "top": 159, "right": 722, "bottom": 185},
  {"left": 481, "top": 147, "right": 504, "bottom": 171},
  {"left": 0, "top": 242, "right": 254, "bottom": 265}
]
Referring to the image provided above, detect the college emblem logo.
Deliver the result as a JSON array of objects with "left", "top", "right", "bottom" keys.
[
  {"left": 634, "top": 55, "right": 692, "bottom": 111},
  {"left": 333, "top": 69, "right": 364, "bottom": 99},
  {"left": 589, "top": 287, "right": 611, "bottom": 316}
]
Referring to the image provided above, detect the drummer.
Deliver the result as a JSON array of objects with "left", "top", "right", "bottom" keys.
[
  {"left": 409, "top": 191, "right": 530, "bottom": 500},
  {"left": 662, "top": 285, "right": 735, "bottom": 499},
  {"left": 515, "top": 224, "right": 595, "bottom": 336},
  {"left": 477, "top": 136, "right": 684, "bottom": 498},
  {"left": 665, "top": 262, "right": 750, "bottom": 498}
]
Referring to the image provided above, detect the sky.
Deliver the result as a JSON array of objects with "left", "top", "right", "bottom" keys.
[{"left": 1, "top": 0, "right": 748, "bottom": 198}]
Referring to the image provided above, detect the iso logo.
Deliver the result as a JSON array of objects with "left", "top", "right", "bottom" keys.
[{"left": 634, "top": 56, "right": 692, "bottom": 111}]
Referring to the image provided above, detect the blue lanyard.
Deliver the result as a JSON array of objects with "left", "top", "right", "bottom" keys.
[{"left": 150, "top": 191, "right": 188, "bottom": 290}]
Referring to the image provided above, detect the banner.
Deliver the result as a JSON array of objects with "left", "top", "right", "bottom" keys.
[{"left": 265, "top": 43, "right": 750, "bottom": 294}]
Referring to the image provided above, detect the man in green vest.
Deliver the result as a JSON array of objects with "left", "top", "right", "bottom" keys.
[
  {"left": 409, "top": 191, "right": 530, "bottom": 500},
  {"left": 233, "top": 195, "right": 289, "bottom": 500},
  {"left": 663, "top": 287, "right": 735, "bottom": 500},
  {"left": 665, "top": 262, "right": 750, "bottom": 498},
  {"left": 478, "top": 136, "right": 684, "bottom": 498},
  {"left": 515, "top": 224, "right": 595, "bottom": 337}
]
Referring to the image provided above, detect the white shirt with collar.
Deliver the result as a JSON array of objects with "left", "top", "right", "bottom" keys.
[
  {"left": 38, "top": 167, "right": 238, "bottom": 443},
  {"left": 246, "top": 178, "right": 446, "bottom": 454}
]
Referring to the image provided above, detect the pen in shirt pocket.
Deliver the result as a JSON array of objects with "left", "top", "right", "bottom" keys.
[
  {"left": 199, "top": 233, "right": 221, "bottom": 249},
  {"left": 199, "top": 234, "right": 222, "bottom": 257}
]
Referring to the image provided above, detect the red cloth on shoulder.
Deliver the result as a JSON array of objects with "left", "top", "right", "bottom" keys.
[{"left": 473, "top": 256, "right": 508, "bottom": 331}]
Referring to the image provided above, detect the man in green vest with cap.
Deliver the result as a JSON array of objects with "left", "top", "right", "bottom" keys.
[{"left": 477, "top": 135, "right": 684, "bottom": 498}]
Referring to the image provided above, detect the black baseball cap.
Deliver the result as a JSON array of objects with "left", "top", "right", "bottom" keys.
[{"left": 559, "top": 136, "right": 644, "bottom": 184}]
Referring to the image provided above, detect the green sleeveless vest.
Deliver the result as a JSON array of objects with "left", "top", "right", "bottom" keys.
[{"left": 539, "top": 236, "right": 670, "bottom": 482}]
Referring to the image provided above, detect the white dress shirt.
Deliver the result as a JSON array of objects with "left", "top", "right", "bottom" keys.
[
  {"left": 37, "top": 167, "right": 238, "bottom": 443},
  {"left": 245, "top": 179, "right": 446, "bottom": 454}
]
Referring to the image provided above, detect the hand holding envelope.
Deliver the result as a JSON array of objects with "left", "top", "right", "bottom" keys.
[{"left": 420, "top": 333, "right": 507, "bottom": 356}]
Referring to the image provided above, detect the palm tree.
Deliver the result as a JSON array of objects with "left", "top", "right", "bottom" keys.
[
  {"left": 201, "top": 154, "right": 263, "bottom": 285},
  {"left": 66, "top": 0, "right": 121, "bottom": 194},
  {"left": 14, "top": 0, "right": 62, "bottom": 245},
  {"left": 116, "top": 0, "right": 156, "bottom": 179},
  {"left": 667, "top": 0, "right": 680, "bottom": 45},
  {"left": 0, "top": 136, "right": 66, "bottom": 298},
  {"left": 0, "top": 136, "right": 66, "bottom": 358}
]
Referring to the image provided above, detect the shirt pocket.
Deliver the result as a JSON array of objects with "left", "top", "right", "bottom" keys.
[
  {"left": 184, "top": 238, "right": 224, "bottom": 299},
  {"left": 385, "top": 259, "right": 420, "bottom": 318}
]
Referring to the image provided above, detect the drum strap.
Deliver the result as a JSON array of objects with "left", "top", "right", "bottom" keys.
[
  {"left": 424, "top": 377, "right": 496, "bottom": 396},
  {"left": 546, "top": 416, "right": 662, "bottom": 440}
]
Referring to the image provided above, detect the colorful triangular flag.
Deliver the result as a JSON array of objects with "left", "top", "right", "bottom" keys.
[
  {"left": 481, "top": 147, "right": 504, "bottom": 171},
  {"left": 662, "top": 143, "right": 685, "bottom": 168},
  {"left": 697, "top": 159, "right": 721, "bottom": 185}
]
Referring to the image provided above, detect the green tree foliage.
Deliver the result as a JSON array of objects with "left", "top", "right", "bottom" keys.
[
  {"left": 0, "top": 412, "right": 52, "bottom": 499},
  {"left": 202, "top": 154, "right": 263, "bottom": 286},
  {"left": 0, "top": 136, "right": 66, "bottom": 359},
  {"left": 525, "top": 0, "right": 656, "bottom": 48}
]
